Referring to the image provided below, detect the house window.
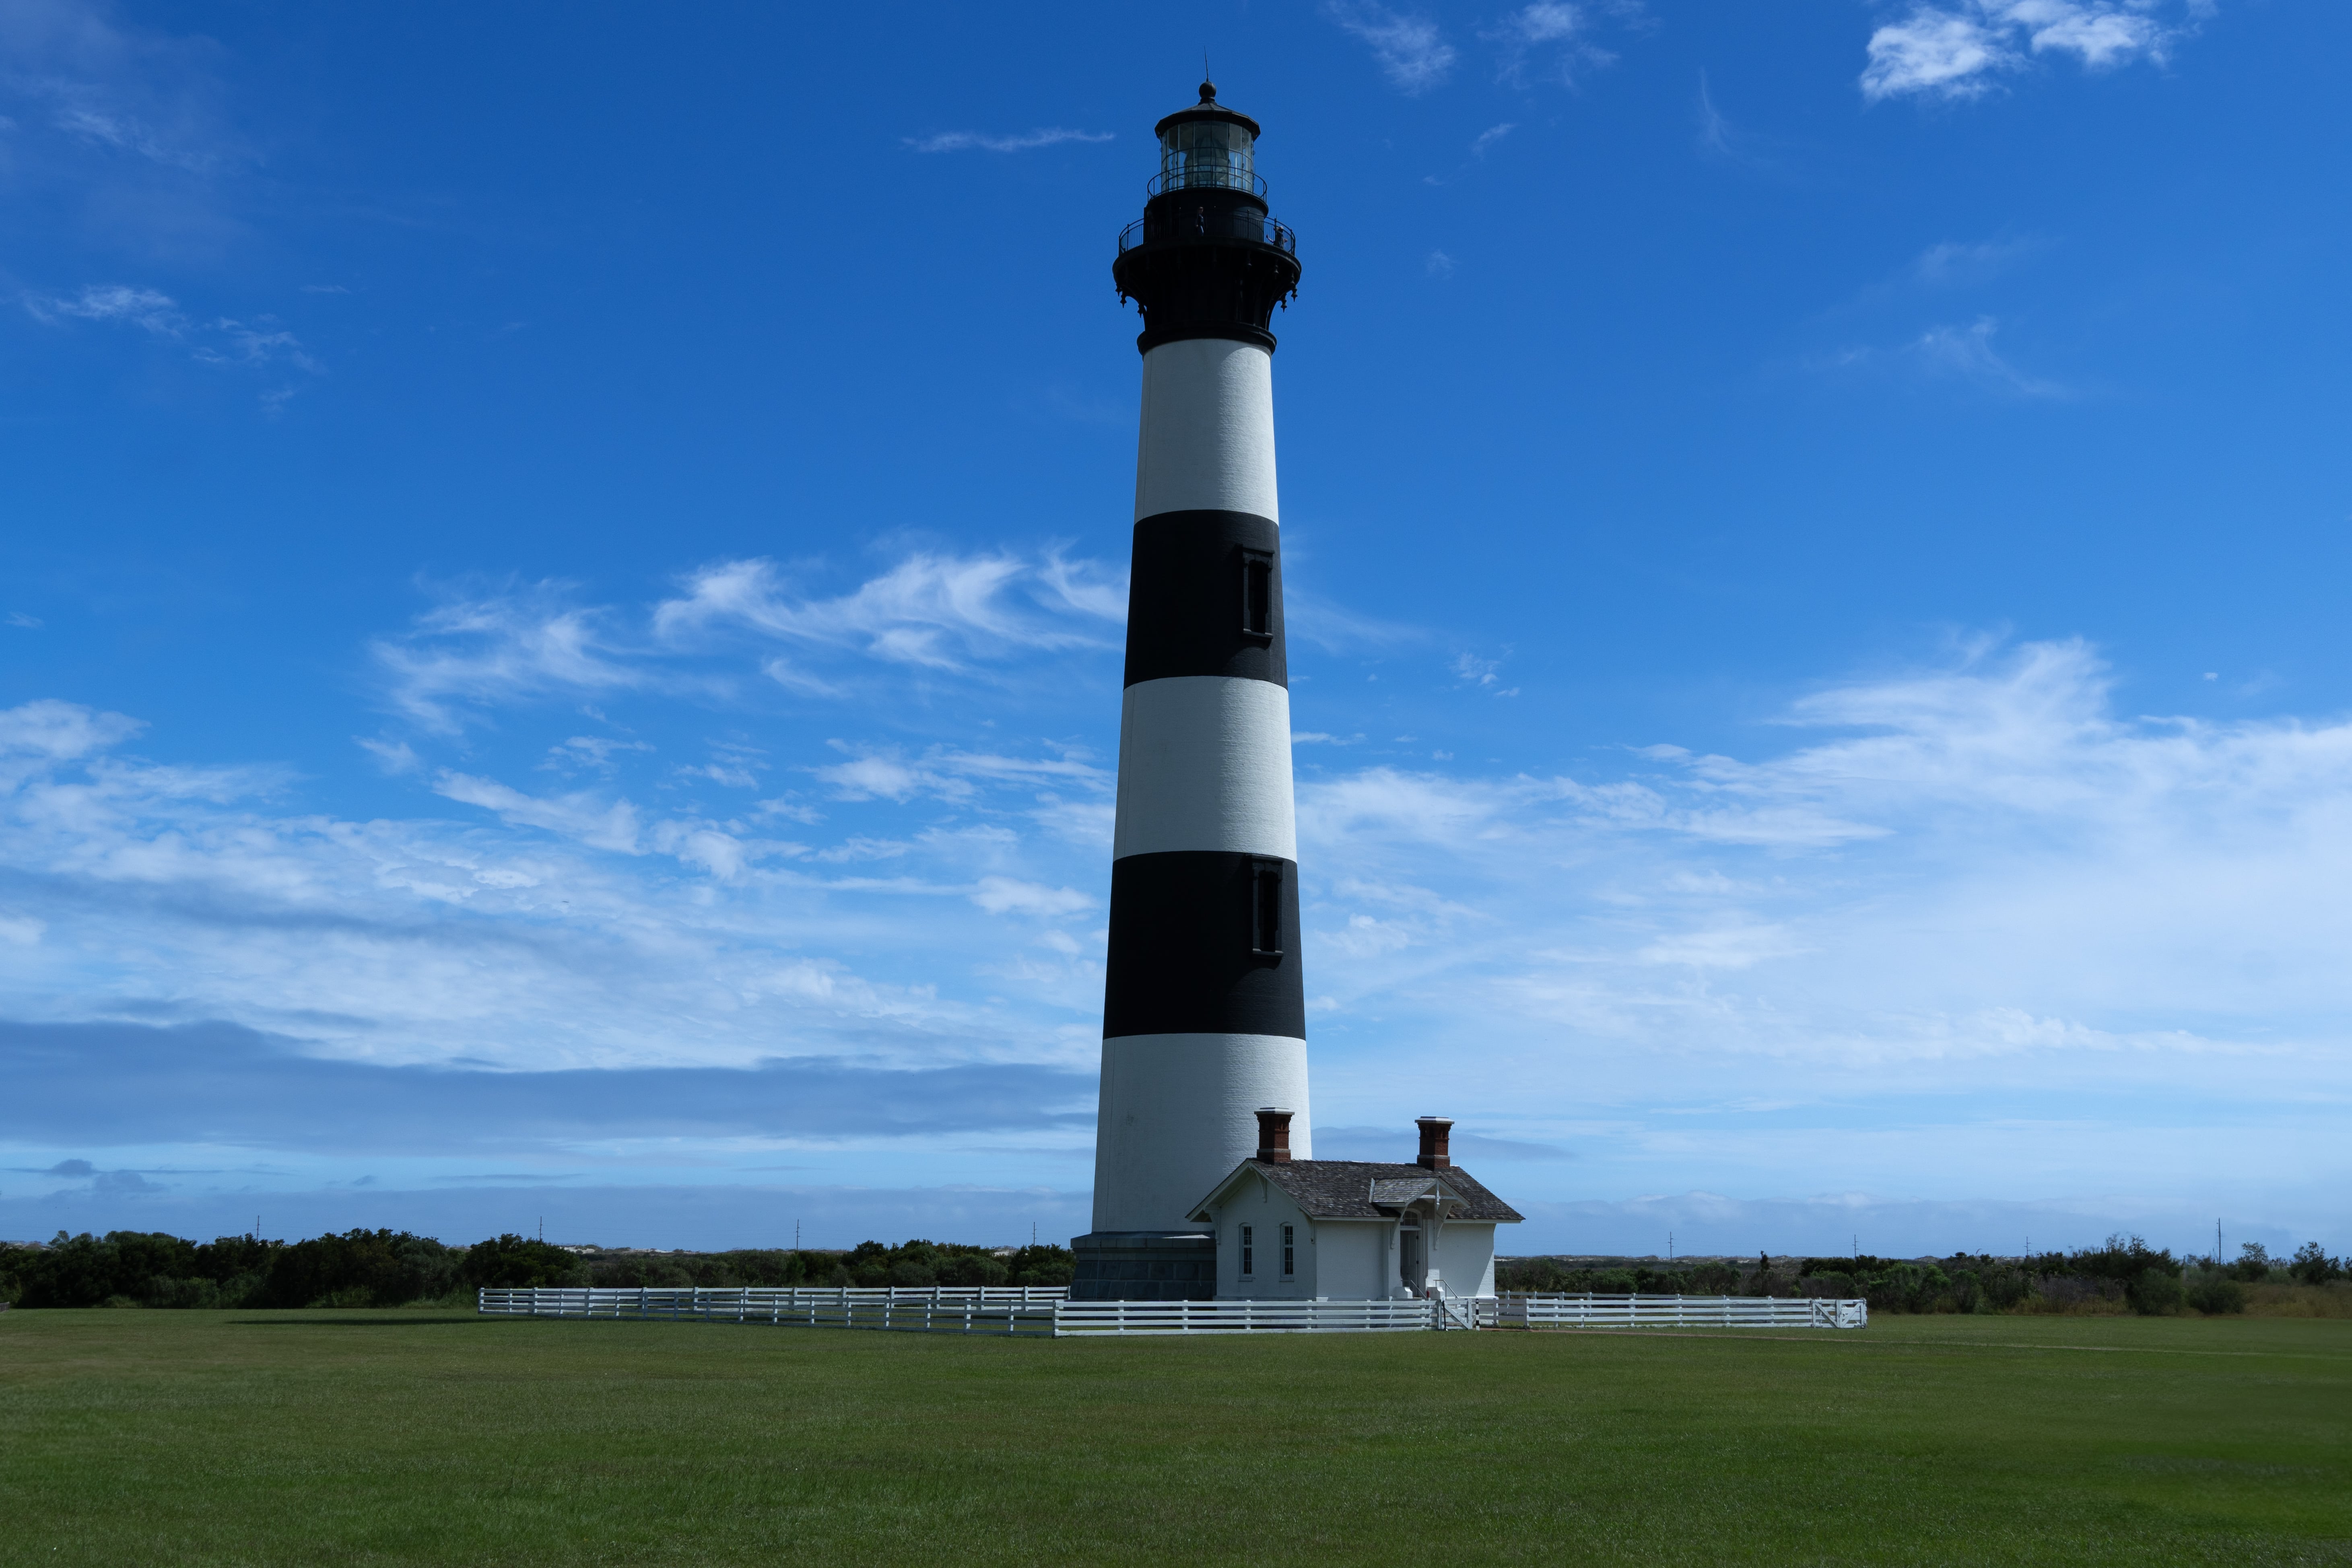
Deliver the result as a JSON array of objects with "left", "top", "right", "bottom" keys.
[
  {"left": 1239, "top": 548, "right": 1274, "bottom": 642},
  {"left": 1281, "top": 1224, "right": 1296, "bottom": 1277},
  {"left": 1239, "top": 1224, "right": 1254, "bottom": 1278},
  {"left": 1249, "top": 859, "right": 1284, "bottom": 959}
]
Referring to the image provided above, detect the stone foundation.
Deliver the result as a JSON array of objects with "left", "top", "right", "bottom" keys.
[{"left": 1069, "top": 1231, "right": 1217, "bottom": 1301}]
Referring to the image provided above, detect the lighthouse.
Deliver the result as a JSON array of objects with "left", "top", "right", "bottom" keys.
[{"left": 1070, "top": 82, "right": 1308, "bottom": 1302}]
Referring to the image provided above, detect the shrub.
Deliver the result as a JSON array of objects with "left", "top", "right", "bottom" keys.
[
  {"left": 2127, "top": 1267, "right": 2185, "bottom": 1316},
  {"left": 458, "top": 1235, "right": 587, "bottom": 1291},
  {"left": 1004, "top": 1245, "right": 1073, "bottom": 1288},
  {"left": 2072, "top": 1235, "right": 2183, "bottom": 1284},
  {"left": 2289, "top": 1243, "right": 2340, "bottom": 1286},
  {"left": 2187, "top": 1276, "right": 2245, "bottom": 1315},
  {"left": 2230, "top": 1243, "right": 2274, "bottom": 1283},
  {"left": 257, "top": 1230, "right": 462, "bottom": 1308}
]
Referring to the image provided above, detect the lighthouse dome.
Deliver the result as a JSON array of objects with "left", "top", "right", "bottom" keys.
[{"left": 1152, "top": 82, "right": 1262, "bottom": 195}]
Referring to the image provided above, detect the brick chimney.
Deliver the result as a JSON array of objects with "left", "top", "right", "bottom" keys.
[
  {"left": 1254, "top": 1107, "right": 1294, "bottom": 1164},
  {"left": 1415, "top": 1116, "right": 1453, "bottom": 1170}
]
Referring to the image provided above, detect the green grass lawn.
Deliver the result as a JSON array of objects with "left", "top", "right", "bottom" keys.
[{"left": 3, "top": 1309, "right": 2347, "bottom": 1566}]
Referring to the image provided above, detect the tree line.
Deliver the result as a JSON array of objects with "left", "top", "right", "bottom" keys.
[
  {"left": 1496, "top": 1235, "right": 2348, "bottom": 1316},
  {"left": 0, "top": 1230, "right": 1074, "bottom": 1309}
]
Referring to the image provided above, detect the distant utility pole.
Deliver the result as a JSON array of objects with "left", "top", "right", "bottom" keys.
[
  {"left": 1668, "top": 1231, "right": 1674, "bottom": 1262},
  {"left": 538, "top": 1216, "right": 543, "bottom": 1242},
  {"left": 2216, "top": 1219, "right": 2223, "bottom": 1262},
  {"left": 795, "top": 1220, "right": 801, "bottom": 1252}
]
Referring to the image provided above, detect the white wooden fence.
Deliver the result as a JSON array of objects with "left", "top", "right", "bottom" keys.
[
  {"left": 1053, "top": 1298, "right": 1451, "bottom": 1335},
  {"left": 1501, "top": 1293, "right": 1868, "bottom": 1330},
  {"left": 476, "top": 1286, "right": 1064, "bottom": 1336},
  {"left": 478, "top": 1286, "right": 1864, "bottom": 1335}
]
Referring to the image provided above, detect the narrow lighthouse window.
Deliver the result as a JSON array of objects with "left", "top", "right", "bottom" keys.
[
  {"left": 1240, "top": 548, "right": 1274, "bottom": 641},
  {"left": 1281, "top": 1224, "right": 1296, "bottom": 1277},
  {"left": 1240, "top": 1224, "right": 1255, "bottom": 1278},
  {"left": 1249, "top": 859, "right": 1284, "bottom": 959}
]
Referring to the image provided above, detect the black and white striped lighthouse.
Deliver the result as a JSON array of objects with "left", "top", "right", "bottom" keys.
[{"left": 1071, "top": 83, "right": 1307, "bottom": 1302}]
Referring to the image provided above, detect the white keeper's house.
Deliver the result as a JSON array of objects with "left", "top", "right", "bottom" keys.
[{"left": 1187, "top": 1112, "right": 1522, "bottom": 1301}]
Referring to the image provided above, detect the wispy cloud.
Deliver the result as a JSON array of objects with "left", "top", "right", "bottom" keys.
[
  {"left": 1811, "top": 316, "right": 2067, "bottom": 399},
  {"left": 22, "top": 282, "right": 181, "bottom": 332},
  {"left": 1909, "top": 237, "right": 2039, "bottom": 287},
  {"left": 370, "top": 550, "right": 1132, "bottom": 736},
  {"left": 903, "top": 128, "right": 1113, "bottom": 154},
  {"left": 1695, "top": 72, "right": 1781, "bottom": 171},
  {"left": 0, "top": 0, "right": 239, "bottom": 173},
  {"left": 23, "top": 283, "right": 322, "bottom": 379},
  {"left": 1325, "top": 1, "right": 1458, "bottom": 95},
  {"left": 1907, "top": 316, "right": 2068, "bottom": 396},
  {"left": 1863, "top": 1, "right": 2200, "bottom": 102},
  {"left": 1484, "top": 1, "right": 1643, "bottom": 86},
  {"left": 371, "top": 583, "right": 660, "bottom": 734},
  {"left": 0, "top": 697, "right": 1103, "bottom": 1071},
  {"left": 655, "top": 552, "right": 1124, "bottom": 672}
]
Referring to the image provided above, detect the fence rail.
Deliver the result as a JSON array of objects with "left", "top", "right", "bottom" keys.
[
  {"left": 1053, "top": 1298, "right": 1451, "bottom": 1336},
  {"left": 476, "top": 1285, "right": 1065, "bottom": 1337},
  {"left": 477, "top": 1288, "right": 1865, "bottom": 1335},
  {"left": 1500, "top": 1293, "right": 1868, "bottom": 1330}
]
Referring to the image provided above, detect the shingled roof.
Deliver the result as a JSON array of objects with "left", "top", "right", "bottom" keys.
[{"left": 1190, "top": 1159, "right": 1523, "bottom": 1224}]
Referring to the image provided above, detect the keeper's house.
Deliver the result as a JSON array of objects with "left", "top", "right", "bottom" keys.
[{"left": 1187, "top": 1112, "right": 1522, "bottom": 1301}]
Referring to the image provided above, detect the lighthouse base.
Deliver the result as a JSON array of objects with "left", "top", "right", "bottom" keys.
[{"left": 1068, "top": 1231, "right": 1218, "bottom": 1301}]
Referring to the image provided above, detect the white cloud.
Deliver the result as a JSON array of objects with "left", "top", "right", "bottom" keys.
[
  {"left": 22, "top": 282, "right": 181, "bottom": 332},
  {"left": 0, "top": 697, "right": 144, "bottom": 764},
  {"left": 813, "top": 742, "right": 1106, "bottom": 805},
  {"left": 0, "top": 0, "right": 238, "bottom": 175},
  {"left": 432, "top": 772, "right": 645, "bottom": 855},
  {"left": 1325, "top": 1, "right": 1457, "bottom": 95},
  {"left": 1509, "top": 1, "right": 1586, "bottom": 44},
  {"left": 1908, "top": 317, "right": 2067, "bottom": 397},
  {"left": 0, "top": 700, "right": 1091, "bottom": 1071},
  {"left": 371, "top": 585, "right": 658, "bottom": 734},
  {"left": 903, "top": 128, "right": 1113, "bottom": 154},
  {"left": 1863, "top": 1, "right": 2197, "bottom": 102},
  {"left": 655, "top": 552, "right": 1123, "bottom": 672},
  {"left": 1470, "top": 122, "right": 1514, "bottom": 156},
  {"left": 1816, "top": 317, "right": 2066, "bottom": 398},
  {"left": 1484, "top": 1, "right": 1641, "bottom": 86},
  {"left": 23, "top": 284, "right": 323, "bottom": 380},
  {"left": 356, "top": 737, "right": 420, "bottom": 775},
  {"left": 968, "top": 876, "right": 1092, "bottom": 917},
  {"left": 1296, "top": 639, "right": 2352, "bottom": 1133},
  {"left": 1425, "top": 249, "right": 1455, "bottom": 278}
]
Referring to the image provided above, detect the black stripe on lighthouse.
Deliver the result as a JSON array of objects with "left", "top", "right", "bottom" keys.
[
  {"left": 1123, "top": 509, "right": 1287, "bottom": 688},
  {"left": 1102, "top": 851, "right": 1304, "bottom": 1039}
]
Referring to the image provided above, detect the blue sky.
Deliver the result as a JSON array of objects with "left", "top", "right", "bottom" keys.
[{"left": 4, "top": 0, "right": 2347, "bottom": 1257}]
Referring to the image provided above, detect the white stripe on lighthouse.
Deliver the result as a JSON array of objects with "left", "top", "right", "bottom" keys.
[
  {"left": 1134, "top": 338, "right": 1279, "bottom": 523},
  {"left": 1092, "top": 1032, "right": 1314, "bottom": 1234},
  {"left": 1111, "top": 676, "right": 1297, "bottom": 861}
]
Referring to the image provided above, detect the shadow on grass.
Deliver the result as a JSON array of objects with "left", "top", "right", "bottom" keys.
[{"left": 231, "top": 1316, "right": 511, "bottom": 1329}]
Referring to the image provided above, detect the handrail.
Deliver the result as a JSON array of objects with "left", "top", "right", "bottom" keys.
[
  {"left": 1147, "top": 168, "right": 1268, "bottom": 198},
  {"left": 1117, "top": 214, "right": 1297, "bottom": 256}
]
